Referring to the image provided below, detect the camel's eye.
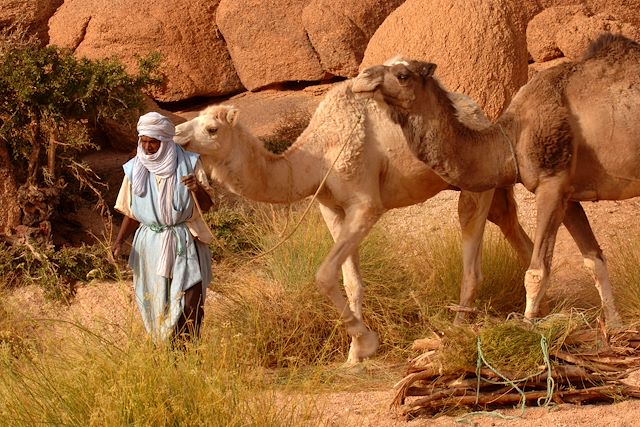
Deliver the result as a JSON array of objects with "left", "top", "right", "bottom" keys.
[
  {"left": 397, "top": 72, "right": 409, "bottom": 82},
  {"left": 205, "top": 126, "right": 218, "bottom": 135}
]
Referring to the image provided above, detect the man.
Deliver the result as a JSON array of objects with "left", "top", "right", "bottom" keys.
[{"left": 112, "top": 111, "right": 215, "bottom": 344}]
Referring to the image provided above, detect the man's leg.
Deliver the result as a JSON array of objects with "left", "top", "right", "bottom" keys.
[{"left": 174, "top": 282, "right": 205, "bottom": 345}]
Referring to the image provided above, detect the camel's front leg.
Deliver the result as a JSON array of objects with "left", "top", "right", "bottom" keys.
[
  {"left": 525, "top": 177, "right": 570, "bottom": 319},
  {"left": 316, "top": 202, "right": 381, "bottom": 364},
  {"left": 455, "top": 190, "right": 494, "bottom": 323},
  {"left": 318, "top": 203, "right": 366, "bottom": 362},
  {"left": 487, "top": 187, "right": 533, "bottom": 264},
  {"left": 562, "top": 201, "right": 622, "bottom": 326}
]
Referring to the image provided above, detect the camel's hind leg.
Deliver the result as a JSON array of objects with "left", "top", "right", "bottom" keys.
[
  {"left": 525, "top": 176, "right": 570, "bottom": 319},
  {"left": 316, "top": 201, "right": 382, "bottom": 364},
  {"left": 562, "top": 201, "right": 622, "bottom": 326},
  {"left": 455, "top": 190, "right": 493, "bottom": 323},
  {"left": 456, "top": 187, "right": 532, "bottom": 323},
  {"left": 318, "top": 203, "right": 367, "bottom": 363}
]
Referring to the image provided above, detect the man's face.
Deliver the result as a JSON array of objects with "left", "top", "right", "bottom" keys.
[{"left": 140, "top": 136, "right": 161, "bottom": 155}]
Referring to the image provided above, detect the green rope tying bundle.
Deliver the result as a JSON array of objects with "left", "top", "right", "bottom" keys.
[{"left": 456, "top": 333, "right": 555, "bottom": 424}]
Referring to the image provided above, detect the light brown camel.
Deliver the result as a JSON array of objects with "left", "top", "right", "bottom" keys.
[
  {"left": 351, "top": 33, "right": 640, "bottom": 326},
  {"left": 174, "top": 81, "right": 532, "bottom": 363}
]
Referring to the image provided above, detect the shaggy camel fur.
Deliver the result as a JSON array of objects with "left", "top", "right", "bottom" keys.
[
  {"left": 351, "top": 33, "right": 640, "bottom": 326},
  {"left": 174, "top": 81, "right": 532, "bottom": 363}
]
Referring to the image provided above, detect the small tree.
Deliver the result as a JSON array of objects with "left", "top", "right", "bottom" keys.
[{"left": 0, "top": 36, "right": 162, "bottom": 241}]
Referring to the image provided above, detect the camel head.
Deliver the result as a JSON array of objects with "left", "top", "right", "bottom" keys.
[
  {"left": 174, "top": 104, "right": 240, "bottom": 160},
  {"left": 352, "top": 58, "right": 437, "bottom": 112}
]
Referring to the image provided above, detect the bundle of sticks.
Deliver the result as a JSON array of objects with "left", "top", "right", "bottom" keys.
[{"left": 393, "top": 328, "right": 640, "bottom": 419}]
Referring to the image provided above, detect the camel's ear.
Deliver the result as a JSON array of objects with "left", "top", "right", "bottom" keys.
[
  {"left": 226, "top": 107, "right": 240, "bottom": 127},
  {"left": 214, "top": 105, "right": 239, "bottom": 126},
  {"left": 418, "top": 62, "right": 436, "bottom": 79}
]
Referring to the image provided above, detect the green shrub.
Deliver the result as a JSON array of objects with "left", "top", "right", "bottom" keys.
[
  {"left": 0, "top": 241, "right": 120, "bottom": 303},
  {"left": 0, "top": 34, "right": 162, "bottom": 231}
]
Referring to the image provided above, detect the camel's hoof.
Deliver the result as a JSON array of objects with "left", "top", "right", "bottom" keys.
[
  {"left": 605, "top": 316, "right": 624, "bottom": 331},
  {"left": 453, "top": 312, "right": 468, "bottom": 325},
  {"left": 354, "top": 330, "right": 378, "bottom": 360}
]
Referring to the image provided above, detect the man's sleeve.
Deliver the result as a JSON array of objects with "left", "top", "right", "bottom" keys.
[{"left": 114, "top": 176, "right": 136, "bottom": 219}]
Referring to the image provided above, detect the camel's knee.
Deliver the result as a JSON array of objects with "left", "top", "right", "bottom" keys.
[{"left": 315, "top": 263, "right": 338, "bottom": 296}]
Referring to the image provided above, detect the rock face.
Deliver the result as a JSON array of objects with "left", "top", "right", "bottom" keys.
[
  {"left": 5, "top": 0, "right": 638, "bottom": 119},
  {"left": 361, "top": 0, "right": 529, "bottom": 120},
  {"left": 0, "top": 0, "right": 62, "bottom": 44},
  {"left": 302, "top": 0, "right": 405, "bottom": 78},
  {"left": 556, "top": 13, "right": 640, "bottom": 60},
  {"left": 527, "top": 5, "right": 589, "bottom": 62},
  {"left": 47, "top": 0, "right": 242, "bottom": 102},
  {"left": 216, "top": 0, "right": 325, "bottom": 91},
  {"left": 527, "top": 4, "right": 640, "bottom": 66}
]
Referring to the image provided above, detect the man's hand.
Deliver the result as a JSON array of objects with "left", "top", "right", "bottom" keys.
[
  {"left": 181, "top": 174, "right": 199, "bottom": 192},
  {"left": 112, "top": 240, "right": 123, "bottom": 257}
]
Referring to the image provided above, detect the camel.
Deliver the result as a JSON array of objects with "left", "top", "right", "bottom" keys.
[
  {"left": 350, "top": 33, "right": 640, "bottom": 327},
  {"left": 174, "top": 80, "right": 533, "bottom": 364}
]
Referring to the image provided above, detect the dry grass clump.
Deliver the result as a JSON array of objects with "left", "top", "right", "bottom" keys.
[
  {"left": 0, "top": 316, "right": 317, "bottom": 427},
  {"left": 398, "top": 226, "right": 527, "bottom": 320},
  {"left": 207, "top": 202, "right": 425, "bottom": 366},
  {"left": 610, "top": 233, "right": 640, "bottom": 323},
  {"left": 0, "top": 294, "right": 36, "bottom": 361},
  {"left": 422, "top": 313, "right": 586, "bottom": 380},
  {"left": 478, "top": 322, "right": 553, "bottom": 379},
  {"left": 205, "top": 200, "right": 531, "bottom": 368}
]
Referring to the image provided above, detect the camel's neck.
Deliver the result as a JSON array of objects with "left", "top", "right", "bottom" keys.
[
  {"left": 401, "top": 83, "right": 518, "bottom": 191},
  {"left": 204, "top": 127, "right": 324, "bottom": 204}
]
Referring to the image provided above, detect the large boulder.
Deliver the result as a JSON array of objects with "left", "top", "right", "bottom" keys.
[
  {"left": 556, "top": 13, "right": 640, "bottom": 60},
  {"left": 301, "top": 0, "right": 405, "bottom": 78},
  {"left": 0, "top": 0, "right": 62, "bottom": 44},
  {"left": 361, "top": 0, "right": 529, "bottom": 120},
  {"left": 216, "top": 0, "right": 325, "bottom": 91},
  {"left": 527, "top": 5, "right": 589, "bottom": 62},
  {"left": 528, "top": 4, "right": 640, "bottom": 65},
  {"left": 586, "top": 0, "right": 640, "bottom": 28},
  {"left": 47, "top": 0, "right": 242, "bottom": 102}
]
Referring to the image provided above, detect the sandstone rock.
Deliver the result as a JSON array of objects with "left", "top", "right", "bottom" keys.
[
  {"left": 527, "top": 5, "right": 589, "bottom": 62},
  {"left": 361, "top": 0, "right": 529, "bottom": 120},
  {"left": 556, "top": 13, "right": 640, "bottom": 60},
  {"left": 216, "top": 0, "right": 324, "bottom": 91},
  {"left": 48, "top": 0, "right": 242, "bottom": 102},
  {"left": 586, "top": 0, "right": 640, "bottom": 28},
  {"left": 302, "top": 0, "right": 404, "bottom": 78},
  {"left": 0, "top": 0, "right": 62, "bottom": 44}
]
